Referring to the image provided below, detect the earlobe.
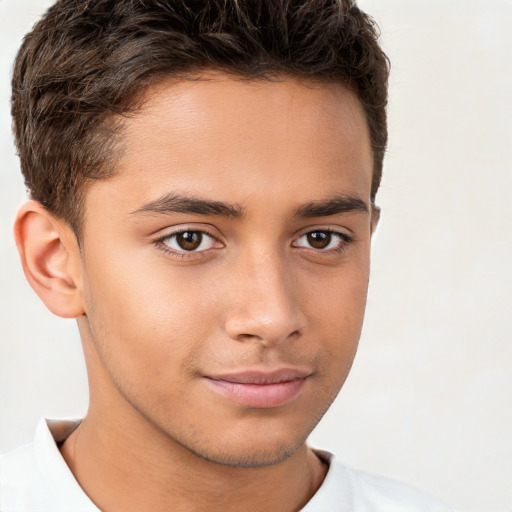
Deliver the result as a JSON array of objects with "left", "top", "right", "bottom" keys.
[{"left": 14, "top": 200, "right": 85, "bottom": 319}]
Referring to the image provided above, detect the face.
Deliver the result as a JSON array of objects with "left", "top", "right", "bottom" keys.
[{"left": 78, "top": 72, "right": 376, "bottom": 467}]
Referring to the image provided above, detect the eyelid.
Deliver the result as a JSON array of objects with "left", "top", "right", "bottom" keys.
[
  {"left": 154, "top": 223, "right": 222, "bottom": 241},
  {"left": 153, "top": 225, "right": 224, "bottom": 257},
  {"left": 293, "top": 225, "right": 353, "bottom": 240},
  {"left": 291, "top": 227, "right": 354, "bottom": 251}
]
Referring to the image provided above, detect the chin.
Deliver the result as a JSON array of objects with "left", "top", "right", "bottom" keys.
[
  {"left": 187, "top": 440, "right": 303, "bottom": 468},
  {"left": 165, "top": 419, "right": 311, "bottom": 468},
  {"left": 153, "top": 396, "right": 333, "bottom": 468}
]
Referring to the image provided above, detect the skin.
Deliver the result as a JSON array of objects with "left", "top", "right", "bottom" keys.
[{"left": 15, "top": 72, "right": 379, "bottom": 512}]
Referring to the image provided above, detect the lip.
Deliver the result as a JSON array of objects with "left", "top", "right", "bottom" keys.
[{"left": 204, "top": 369, "right": 310, "bottom": 408}]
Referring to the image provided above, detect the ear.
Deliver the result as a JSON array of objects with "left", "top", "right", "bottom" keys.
[
  {"left": 14, "top": 200, "right": 84, "bottom": 318},
  {"left": 370, "top": 205, "right": 381, "bottom": 235}
]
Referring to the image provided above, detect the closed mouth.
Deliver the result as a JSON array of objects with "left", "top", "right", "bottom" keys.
[{"left": 204, "top": 368, "right": 310, "bottom": 408}]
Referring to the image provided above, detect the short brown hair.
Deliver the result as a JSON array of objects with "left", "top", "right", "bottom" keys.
[{"left": 11, "top": 0, "right": 389, "bottom": 235}]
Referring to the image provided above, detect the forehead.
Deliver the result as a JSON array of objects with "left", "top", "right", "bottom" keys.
[{"left": 87, "top": 72, "right": 373, "bottom": 218}]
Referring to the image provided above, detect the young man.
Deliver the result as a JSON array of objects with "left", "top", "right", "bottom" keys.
[{"left": 1, "top": 1, "right": 452, "bottom": 510}]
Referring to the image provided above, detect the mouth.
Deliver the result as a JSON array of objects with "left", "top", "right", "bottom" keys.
[{"left": 204, "top": 369, "right": 310, "bottom": 408}]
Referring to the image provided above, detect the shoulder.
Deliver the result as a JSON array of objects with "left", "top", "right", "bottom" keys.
[
  {"left": 346, "top": 466, "right": 454, "bottom": 511},
  {"left": 1, "top": 418, "right": 97, "bottom": 512},
  {"left": 1, "top": 440, "right": 53, "bottom": 511},
  {"left": 303, "top": 449, "right": 455, "bottom": 512},
  {"left": 1, "top": 440, "right": 39, "bottom": 480}
]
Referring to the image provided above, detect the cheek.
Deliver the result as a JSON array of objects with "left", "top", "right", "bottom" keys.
[
  {"left": 303, "top": 254, "right": 370, "bottom": 380},
  {"left": 81, "top": 248, "right": 221, "bottom": 382},
  {"left": 308, "top": 256, "right": 370, "bottom": 329}
]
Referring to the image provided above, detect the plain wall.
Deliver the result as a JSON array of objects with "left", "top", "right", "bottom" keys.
[{"left": 1, "top": 1, "right": 511, "bottom": 511}]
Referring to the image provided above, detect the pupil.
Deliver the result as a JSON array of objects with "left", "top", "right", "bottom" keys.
[
  {"left": 177, "top": 231, "right": 202, "bottom": 251},
  {"left": 307, "top": 231, "right": 331, "bottom": 249}
]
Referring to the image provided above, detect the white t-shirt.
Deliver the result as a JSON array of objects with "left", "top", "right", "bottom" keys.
[{"left": 1, "top": 419, "right": 454, "bottom": 512}]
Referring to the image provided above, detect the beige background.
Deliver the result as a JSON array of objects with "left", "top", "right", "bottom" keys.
[{"left": 1, "top": 1, "right": 511, "bottom": 510}]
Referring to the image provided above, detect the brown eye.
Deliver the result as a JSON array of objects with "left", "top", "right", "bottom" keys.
[
  {"left": 161, "top": 230, "right": 217, "bottom": 253},
  {"left": 306, "top": 231, "right": 331, "bottom": 249},
  {"left": 293, "top": 229, "right": 350, "bottom": 252},
  {"left": 176, "top": 231, "right": 202, "bottom": 251}
]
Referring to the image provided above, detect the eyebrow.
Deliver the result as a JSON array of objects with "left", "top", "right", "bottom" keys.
[
  {"left": 294, "top": 195, "right": 369, "bottom": 218},
  {"left": 131, "top": 192, "right": 369, "bottom": 219},
  {"left": 131, "top": 193, "right": 244, "bottom": 218}
]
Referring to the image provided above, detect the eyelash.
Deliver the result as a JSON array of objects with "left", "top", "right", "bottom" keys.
[
  {"left": 292, "top": 229, "right": 354, "bottom": 255},
  {"left": 154, "top": 228, "right": 221, "bottom": 260},
  {"left": 154, "top": 227, "right": 354, "bottom": 259}
]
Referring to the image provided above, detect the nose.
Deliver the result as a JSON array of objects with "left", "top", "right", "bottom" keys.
[{"left": 223, "top": 250, "right": 307, "bottom": 347}]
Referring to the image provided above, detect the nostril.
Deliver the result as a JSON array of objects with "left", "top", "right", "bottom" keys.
[
  {"left": 238, "top": 333, "right": 262, "bottom": 342},
  {"left": 234, "top": 328, "right": 302, "bottom": 346}
]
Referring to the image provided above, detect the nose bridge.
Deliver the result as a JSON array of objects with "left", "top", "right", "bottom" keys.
[{"left": 224, "top": 245, "right": 305, "bottom": 345}]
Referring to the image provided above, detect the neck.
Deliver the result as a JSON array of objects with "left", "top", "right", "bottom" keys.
[{"left": 60, "top": 389, "right": 327, "bottom": 512}]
